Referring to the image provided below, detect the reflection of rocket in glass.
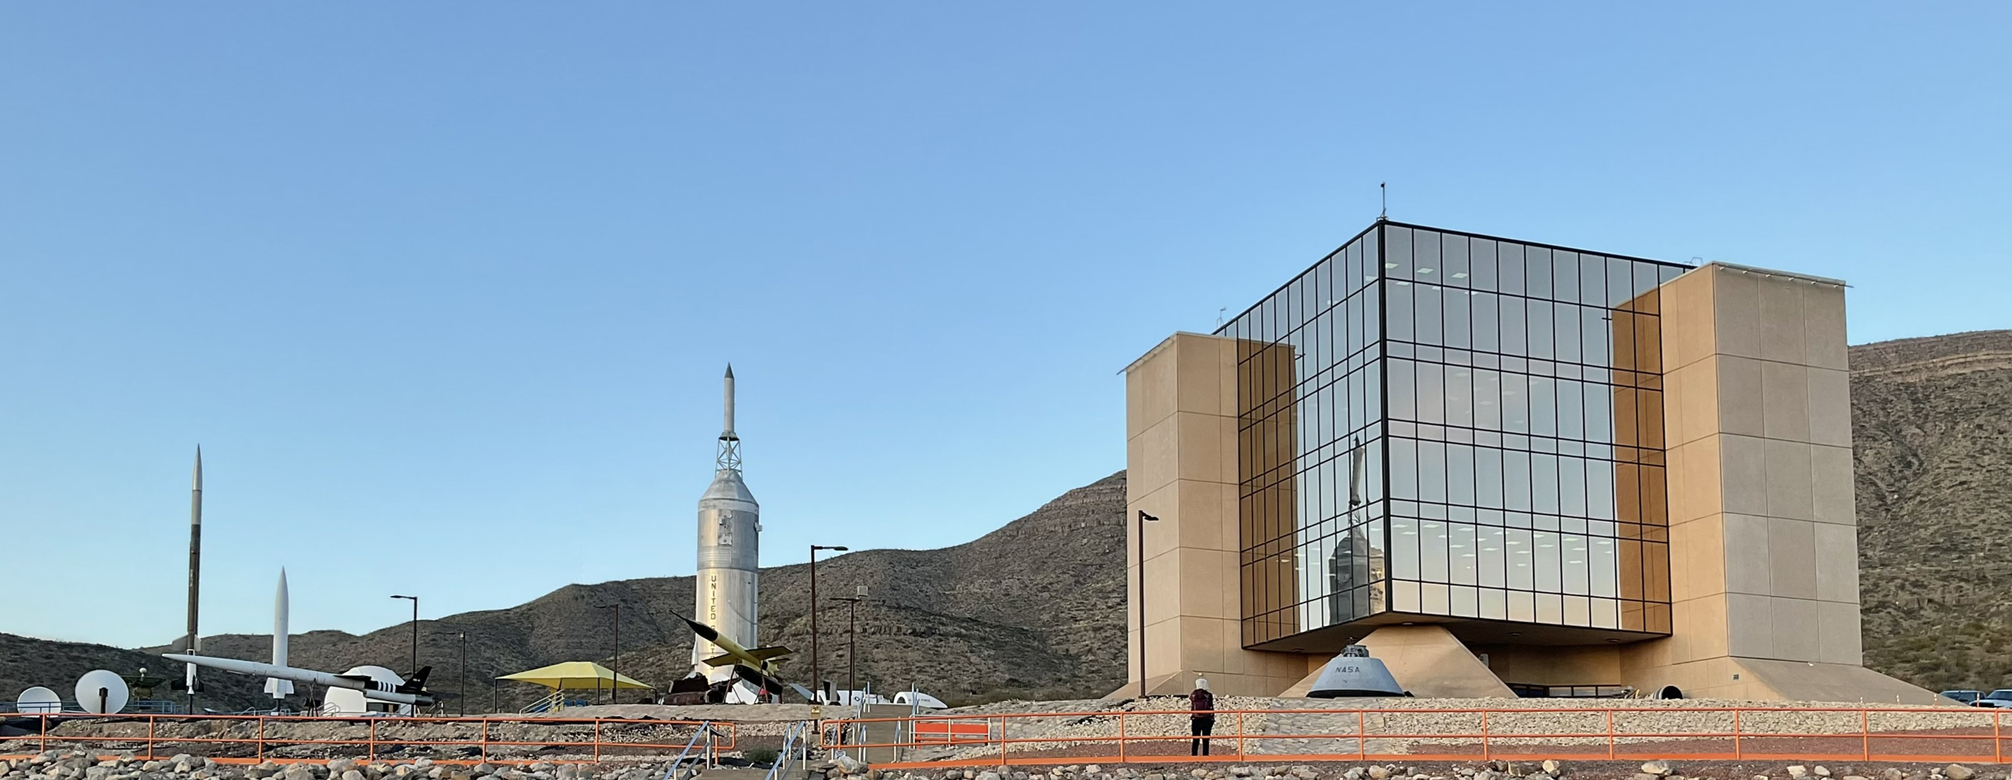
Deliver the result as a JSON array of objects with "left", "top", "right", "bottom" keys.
[
  {"left": 1347, "top": 436, "right": 1367, "bottom": 508},
  {"left": 692, "top": 365, "right": 762, "bottom": 683},
  {"left": 266, "top": 569, "right": 294, "bottom": 699}
]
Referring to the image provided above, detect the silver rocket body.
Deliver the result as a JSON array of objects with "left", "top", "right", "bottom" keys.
[
  {"left": 266, "top": 569, "right": 294, "bottom": 698},
  {"left": 692, "top": 366, "right": 761, "bottom": 685}
]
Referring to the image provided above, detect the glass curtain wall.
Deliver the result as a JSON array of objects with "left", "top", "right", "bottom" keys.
[
  {"left": 1222, "top": 221, "right": 1685, "bottom": 649},
  {"left": 1225, "top": 226, "right": 1386, "bottom": 647},
  {"left": 1381, "top": 225, "right": 1680, "bottom": 635}
]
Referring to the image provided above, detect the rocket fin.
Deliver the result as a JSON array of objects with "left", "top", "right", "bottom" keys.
[
  {"left": 743, "top": 646, "right": 794, "bottom": 661},
  {"left": 265, "top": 678, "right": 295, "bottom": 697},
  {"left": 699, "top": 652, "right": 739, "bottom": 668}
]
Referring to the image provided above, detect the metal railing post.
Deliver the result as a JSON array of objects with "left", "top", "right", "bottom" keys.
[
  {"left": 1996, "top": 710, "right": 2003, "bottom": 765},
  {"left": 1861, "top": 709, "right": 1870, "bottom": 761},
  {"left": 1607, "top": 710, "right": 1616, "bottom": 759},
  {"left": 1117, "top": 712, "right": 1126, "bottom": 763},
  {"left": 1358, "top": 711, "right": 1367, "bottom": 760},
  {"left": 258, "top": 716, "right": 267, "bottom": 761},
  {"left": 369, "top": 718, "right": 378, "bottom": 762},
  {"left": 147, "top": 716, "right": 157, "bottom": 761},
  {"left": 482, "top": 718, "right": 490, "bottom": 761},
  {"left": 595, "top": 720, "right": 603, "bottom": 763},
  {"left": 1481, "top": 710, "right": 1491, "bottom": 761},
  {"left": 1236, "top": 711, "right": 1246, "bottom": 760},
  {"left": 1733, "top": 709, "right": 1742, "bottom": 760}
]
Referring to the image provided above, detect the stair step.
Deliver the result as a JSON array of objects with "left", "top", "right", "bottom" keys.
[{"left": 695, "top": 769, "right": 777, "bottom": 780}]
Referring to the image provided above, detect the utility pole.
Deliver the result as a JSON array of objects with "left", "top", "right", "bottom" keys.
[
  {"left": 809, "top": 545, "right": 848, "bottom": 703},
  {"left": 1136, "top": 511, "right": 1159, "bottom": 698},
  {"left": 831, "top": 586, "right": 867, "bottom": 705},
  {"left": 391, "top": 595, "right": 419, "bottom": 683}
]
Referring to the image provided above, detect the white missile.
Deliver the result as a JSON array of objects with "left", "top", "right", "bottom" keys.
[
  {"left": 166, "top": 654, "right": 436, "bottom": 707},
  {"left": 265, "top": 569, "right": 294, "bottom": 699}
]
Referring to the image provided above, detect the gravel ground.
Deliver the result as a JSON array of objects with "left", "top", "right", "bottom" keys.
[
  {"left": 8, "top": 698, "right": 2002, "bottom": 768},
  {"left": 0, "top": 714, "right": 776, "bottom": 761},
  {"left": 884, "top": 698, "right": 2002, "bottom": 764}
]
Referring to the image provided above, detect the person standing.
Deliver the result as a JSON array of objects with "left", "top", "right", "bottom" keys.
[{"left": 1189, "top": 677, "right": 1215, "bottom": 756}]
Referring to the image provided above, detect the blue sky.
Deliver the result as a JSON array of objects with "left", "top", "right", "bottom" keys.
[{"left": 3, "top": 3, "right": 2006, "bottom": 649}]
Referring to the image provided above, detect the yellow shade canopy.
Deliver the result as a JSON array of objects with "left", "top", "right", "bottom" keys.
[{"left": 497, "top": 661, "right": 650, "bottom": 690}]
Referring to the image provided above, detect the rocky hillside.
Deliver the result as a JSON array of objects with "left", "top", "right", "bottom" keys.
[
  {"left": 145, "top": 471, "right": 1130, "bottom": 710},
  {"left": 1852, "top": 330, "right": 2012, "bottom": 691}
]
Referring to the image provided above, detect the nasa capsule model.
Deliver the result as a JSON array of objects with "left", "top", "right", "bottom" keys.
[{"left": 1306, "top": 644, "right": 1406, "bottom": 697}]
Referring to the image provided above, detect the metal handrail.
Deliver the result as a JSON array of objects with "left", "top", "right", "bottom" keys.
[
  {"left": 764, "top": 721, "right": 808, "bottom": 780},
  {"left": 519, "top": 690, "right": 567, "bottom": 714},
  {"left": 662, "top": 721, "right": 720, "bottom": 780}
]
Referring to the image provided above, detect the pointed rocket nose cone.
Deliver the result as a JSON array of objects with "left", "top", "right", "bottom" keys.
[
  {"left": 725, "top": 364, "right": 734, "bottom": 379},
  {"left": 193, "top": 446, "right": 204, "bottom": 490}
]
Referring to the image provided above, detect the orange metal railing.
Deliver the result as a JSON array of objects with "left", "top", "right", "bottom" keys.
[
  {"left": 823, "top": 706, "right": 2011, "bottom": 769},
  {"left": 0, "top": 713, "right": 736, "bottom": 764}
]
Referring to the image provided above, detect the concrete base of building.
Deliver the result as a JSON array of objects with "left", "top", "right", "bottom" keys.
[
  {"left": 1624, "top": 655, "right": 1948, "bottom": 704},
  {"left": 1277, "top": 626, "right": 1516, "bottom": 698}
]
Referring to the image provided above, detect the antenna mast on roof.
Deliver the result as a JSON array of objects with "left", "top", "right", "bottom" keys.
[{"left": 1379, "top": 182, "right": 1387, "bottom": 220}]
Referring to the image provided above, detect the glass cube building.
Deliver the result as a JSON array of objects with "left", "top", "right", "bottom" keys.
[{"left": 1223, "top": 220, "right": 1686, "bottom": 650}]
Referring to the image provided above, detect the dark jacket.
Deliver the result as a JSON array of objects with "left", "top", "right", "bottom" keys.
[{"left": 1190, "top": 688, "right": 1215, "bottom": 721}]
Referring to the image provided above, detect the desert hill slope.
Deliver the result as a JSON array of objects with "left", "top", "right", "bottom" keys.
[{"left": 1852, "top": 330, "right": 2012, "bottom": 690}]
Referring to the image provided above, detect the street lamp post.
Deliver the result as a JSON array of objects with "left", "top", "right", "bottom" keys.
[
  {"left": 831, "top": 586, "right": 867, "bottom": 705},
  {"left": 391, "top": 595, "right": 419, "bottom": 684},
  {"left": 596, "top": 603, "right": 621, "bottom": 704},
  {"left": 1135, "top": 511, "right": 1159, "bottom": 698},
  {"left": 458, "top": 632, "right": 467, "bottom": 717},
  {"left": 808, "top": 544, "right": 848, "bottom": 703}
]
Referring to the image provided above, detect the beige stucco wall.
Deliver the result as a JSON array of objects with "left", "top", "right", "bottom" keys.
[
  {"left": 1621, "top": 263, "right": 1933, "bottom": 702},
  {"left": 1124, "top": 332, "right": 1306, "bottom": 697}
]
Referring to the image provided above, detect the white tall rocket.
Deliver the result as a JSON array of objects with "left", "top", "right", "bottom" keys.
[
  {"left": 265, "top": 569, "right": 294, "bottom": 699},
  {"left": 692, "top": 365, "right": 762, "bottom": 683}
]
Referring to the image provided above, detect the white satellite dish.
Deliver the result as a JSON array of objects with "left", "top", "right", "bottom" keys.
[
  {"left": 15, "top": 686, "right": 62, "bottom": 714},
  {"left": 74, "top": 670, "right": 129, "bottom": 714}
]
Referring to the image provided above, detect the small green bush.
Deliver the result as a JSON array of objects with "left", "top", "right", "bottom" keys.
[{"left": 745, "top": 748, "right": 780, "bottom": 767}]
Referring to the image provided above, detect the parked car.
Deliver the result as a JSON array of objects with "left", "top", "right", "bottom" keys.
[
  {"left": 1969, "top": 689, "right": 2012, "bottom": 708},
  {"left": 1942, "top": 689, "right": 1982, "bottom": 705}
]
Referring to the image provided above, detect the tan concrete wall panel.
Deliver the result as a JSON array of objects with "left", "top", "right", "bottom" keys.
[
  {"left": 1764, "top": 439, "right": 1816, "bottom": 522},
  {"left": 1759, "top": 279, "right": 1807, "bottom": 365},
  {"left": 1761, "top": 361, "right": 1812, "bottom": 442},
  {"left": 1765, "top": 518, "right": 1818, "bottom": 600}
]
